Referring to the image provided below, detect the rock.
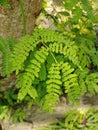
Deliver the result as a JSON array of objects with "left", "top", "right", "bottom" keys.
[
  {"left": 0, "top": 0, "right": 42, "bottom": 39},
  {"left": 5, "top": 123, "right": 33, "bottom": 130},
  {"left": 1, "top": 98, "right": 98, "bottom": 130}
]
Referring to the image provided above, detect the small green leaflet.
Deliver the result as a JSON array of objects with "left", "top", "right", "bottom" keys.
[
  {"left": 64, "top": 0, "right": 78, "bottom": 10},
  {"left": 28, "top": 86, "right": 38, "bottom": 99},
  {"left": 39, "top": 63, "right": 47, "bottom": 81},
  {"left": 46, "top": 54, "right": 55, "bottom": 70},
  {"left": 72, "top": 7, "right": 82, "bottom": 22}
]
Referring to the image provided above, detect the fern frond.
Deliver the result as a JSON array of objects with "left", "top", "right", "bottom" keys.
[
  {"left": 76, "top": 37, "right": 98, "bottom": 68},
  {"left": 28, "top": 86, "right": 38, "bottom": 99},
  {"left": 61, "top": 62, "right": 80, "bottom": 102},
  {"left": 85, "top": 73, "right": 98, "bottom": 95},
  {"left": 42, "top": 63, "right": 62, "bottom": 112},
  {"left": 11, "top": 35, "right": 39, "bottom": 74},
  {"left": 49, "top": 42, "right": 81, "bottom": 68},
  {"left": 17, "top": 46, "right": 49, "bottom": 101},
  {"left": 39, "top": 63, "right": 47, "bottom": 81},
  {"left": 11, "top": 29, "right": 66, "bottom": 74},
  {"left": 32, "top": 28, "right": 66, "bottom": 43},
  {"left": 1, "top": 28, "right": 97, "bottom": 112},
  {"left": 0, "top": 37, "right": 15, "bottom": 77},
  {"left": 76, "top": 68, "right": 98, "bottom": 96},
  {"left": 81, "top": 0, "right": 94, "bottom": 21},
  {"left": 75, "top": 68, "right": 89, "bottom": 96}
]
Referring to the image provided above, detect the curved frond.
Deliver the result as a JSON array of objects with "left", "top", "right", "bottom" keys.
[
  {"left": 17, "top": 46, "right": 49, "bottom": 101},
  {"left": 11, "top": 35, "right": 40, "bottom": 74},
  {"left": 1, "top": 28, "right": 98, "bottom": 112},
  {"left": 61, "top": 62, "right": 80, "bottom": 102},
  {"left": 42, "top": 63, "right": 62, "bottom": 112},
  {"left": 49, "top": 42, "right": 81, "bottom": 68},
  {"left": 0, "top": 37, "right": 16, "bottom": 77},
  {"left": 85, "top": 73, "right": 98, "bottom": 95},
  {"left": 32, "top": 28, "right": 66, "bottom": 43}
]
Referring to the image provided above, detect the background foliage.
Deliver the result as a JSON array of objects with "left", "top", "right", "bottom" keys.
[
  {"left": 0, "top": 0, "right": 10, "bottom": 8},
  {"left": 44, "top": 109, "right": 98, "bottom": 130}
]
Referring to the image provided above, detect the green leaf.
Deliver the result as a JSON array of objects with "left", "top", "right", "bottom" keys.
[
  {"left": 56, "top": 55, "right": 64, "bottom": 62},
  {"left": 64, "top": 0, "right": 79, "bottom": 10},
  {"left": 85, "top": 73, "right": 98, "bottom": 95},
  {"left": 81, "top": 0, "right": 95, "bottom": 21},
  {"left": 0, "top": 37, "right": 16, "bottom": 77},
  {"left": 39, "top": 63, "right": 47, "bottom": 81},
  {"left": 13, "top": 108, "right": 25, "bottom": 122},
  {"left": 0, "top": 106, "right": 10, "bottom": 120},
  {"left": 59, "top": 11, "right": 70, "bottom": 16},
  {"left": 28, "top": 86, "right": 38, "bottom": 99},
  {"left": 72, "top": 7, "right": 82, "bottom": 22},
  {"left": 46, "top": 54, "right": 55, "bottom": 69}
]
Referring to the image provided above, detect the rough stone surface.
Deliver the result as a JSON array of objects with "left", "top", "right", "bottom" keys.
[
  {"left": 0, "top": 0, "right": 42, "bottom": 39},
  {"left": 5, "top": 123, "right": 33, "bottom": 130}
]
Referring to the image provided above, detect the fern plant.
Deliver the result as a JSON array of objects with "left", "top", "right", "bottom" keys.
[
  {"left": 41, "top": 0, "right": 98, "bottom": 105},
  {"left": 0, "top": 37, "right": 17, "bottom": 77},
  {"left": 0, "top": 27, "right": 98, "bottom": 112},
  {"left": 12, "top": 28, "right": 84, "bottom": 112}
]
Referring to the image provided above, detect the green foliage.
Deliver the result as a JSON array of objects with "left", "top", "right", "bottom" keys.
[
  {"left": 44, "top": 109, "right": 98, "bottom": 130},
  {"left": 0, "top": 37, "right": 17, "bottom": 77},
  {"left": 0, "top": 87, "right": 26, "bottom": 122},
  {"left": 0, "top": 0, "right": 98, "bottom": 118},
  {"left": 2, "top": 88, "right": 17, "bottom": 106},
  {"left": 85, "top": 73, "right": 98, "bottom": 95},
  {"left": 61, "top": 62, "right": 80, "bottom": 102},
  {"left": 12, "top": 108, "right": 25, "bottom": 122},
  {"left": 42, "top": 63, "right": 62, "bottom": 112},
  {"left": 41, "top": 0, "right": 98, "bottom": 105},
  {"left": 9, "top": 28, "right": 82, "bottom": 112},
  {"left": 0, "top": 0, "right": 10, "bottom": 8},
  {"left": 17, "top": 46, "right": 48, "bottom": 101},
  {"left": 0, "top": 26, "right": 98, "bottom": 112},
  {"left": 43, "top": 0, "right": 96, "bottom": 38},
  {"left": 0, "top": 105, "right": 10, "bottom": 120}
]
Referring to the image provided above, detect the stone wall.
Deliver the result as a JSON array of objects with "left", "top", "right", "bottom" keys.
[{"left": 0, "top": 0, "right": 42, "bottom": 39}]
